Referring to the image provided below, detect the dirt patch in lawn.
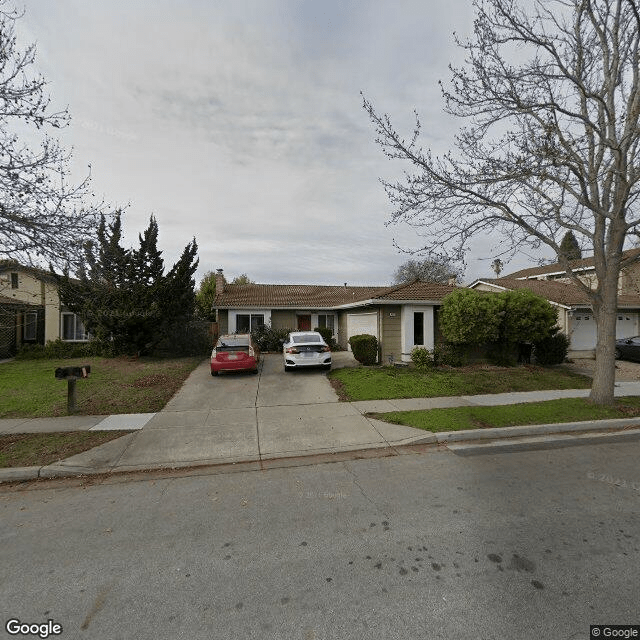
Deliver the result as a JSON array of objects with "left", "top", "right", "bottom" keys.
[{"left": 0, "top": 431, "right": 133, "bottom": 468}]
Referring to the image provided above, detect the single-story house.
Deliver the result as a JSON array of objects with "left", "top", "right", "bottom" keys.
[
  {"left": 468, "top": 276, "right": 640, "bottom": 357},
  {"left": 213, "top": 270, "right": 456, "bottom": 363},
  {"left": 0, "top": 261, "right": 89, "bottom": 357}
]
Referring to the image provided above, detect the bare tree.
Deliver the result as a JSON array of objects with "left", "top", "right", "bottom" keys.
[
  {"left": 393, "top": 256, "right": 463, "bottom": 284},
  {"left": 0, "top": 2, "right": 102, "bottom": 271},
  {"left": 363, "top": 0, "right": 640, "bottom": 404}
]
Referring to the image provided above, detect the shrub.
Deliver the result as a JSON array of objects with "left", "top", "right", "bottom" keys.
[
  {"left": 251, "top": 324, "right": 291, "bottom": 352},
  {"left": 533, "top": 329, "right": 570, "bottom": 365},
  {"left": 433, "top": 342, "right": 466, "bottom": 367},
  {"left": 15, "top": 338, "right": 116, "bottom": 360},
  {"left": 411, "top": 346, "right": 435, "bottom": 369},
  {"left": 486, "top": 341, "right": 518, "bottom": 367},
  {"left": 439, "top": 289, "right": 502, "bottom": 345},
  {"left": 153, "top": 320, "right": 213, "bottom": 357},
  {"left": 313, "top": 326, "right": 337, "bottom": 349},
  {"left": 348, "top": 334, "right": 378, "bottom": 365}
]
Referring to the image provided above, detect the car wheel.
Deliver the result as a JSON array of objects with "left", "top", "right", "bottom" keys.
[
  {"left": 252, "top": 368, "right": 259, "bottom": 374},
  {"left": 323, "top": 364, "right": 331, "bottom": 371},
  {"left": 284, "top": 364, "right": 291, "bottom": 372},
  {"left": 614, "top": 348, "right": 622, "bottom": 360},
  {"left": 211, "top": 370, "right": 219, "bottom": 376}
]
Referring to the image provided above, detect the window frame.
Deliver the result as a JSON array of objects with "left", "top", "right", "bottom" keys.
[
  {"left": 23, "top": 311, "right": 38, "bottom": 341},
  {"left": 61, "top": 312, "right": 90, "bottom": 342}
]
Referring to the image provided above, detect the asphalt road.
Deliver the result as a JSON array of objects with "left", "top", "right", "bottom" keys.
[{"left": 1, "top": 442, "right": 639, "bottom": 640}]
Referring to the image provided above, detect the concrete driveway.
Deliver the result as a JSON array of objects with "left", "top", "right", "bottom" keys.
[{"left": 109, "top": 354, "right": 426, "bottom": 471}]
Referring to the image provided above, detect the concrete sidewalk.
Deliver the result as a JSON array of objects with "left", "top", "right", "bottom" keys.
[{"left": 3, "top": 358, "right": 640, "bottom": 482}]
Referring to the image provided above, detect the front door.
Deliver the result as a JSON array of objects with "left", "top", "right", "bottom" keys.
[{"left": 297, "top": 315, "right": 311, "bottom": 330}]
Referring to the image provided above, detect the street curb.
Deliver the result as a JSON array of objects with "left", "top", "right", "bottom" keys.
[
  {"left": 3, "top": 418, "right": 640, "bottom": 483},
  {"left": 434, "top": 416, "right": 640, "bottom": 443},
  {"left": 448, "top": 427, "right": 640, "bottom": 455}
]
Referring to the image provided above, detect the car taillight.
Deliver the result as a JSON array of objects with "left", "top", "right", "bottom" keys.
[
  {"left": 249, "top": 346, "right": 255, "bottom": 357},
  {"left": 211, "top": 349, "right": 217, "bottom": 359},
  {"left": 286, "top": 347, "right": 300, "bottom": 354}
]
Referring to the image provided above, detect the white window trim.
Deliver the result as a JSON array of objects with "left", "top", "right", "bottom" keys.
[
  {"left": 401, "top": 305, "right": 434, "bottom": 361},
  {"left": 312, "top": 313, "right": 337, "bottom": 337},
  {"left": 60, "top": 312, "right": 90, "bottom": 342},
  {"left": 229, "top": 309, "right": 271, "bottom": 333}
]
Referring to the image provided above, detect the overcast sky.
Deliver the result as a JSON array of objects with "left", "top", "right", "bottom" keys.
[{"left": 16, "top": 0, "right": 555, "bottom": 287}]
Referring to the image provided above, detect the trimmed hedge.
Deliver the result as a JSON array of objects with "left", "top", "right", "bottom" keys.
[
  {"left": 534, "top": 330, "right": 570, "bottom": 365},
  {"left": 348, "top": 333, "right": 378, "bottom": 365}
]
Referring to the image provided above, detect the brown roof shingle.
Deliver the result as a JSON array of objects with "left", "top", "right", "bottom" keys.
[
  {"left": 214, "top": 280, "right": 457, "bottom": 309},
  {"left": 504, "top": 247, "right": 640, "bottom": 279},
  {"left": 474, "top": 277, "right": 640, "bottom": 307}
]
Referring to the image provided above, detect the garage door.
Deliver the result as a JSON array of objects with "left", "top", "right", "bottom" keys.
[
  {"left": 346, "top": 312, "right": 378, "bottom": 350},
  {"left": 616, "top": 313, "right": 637, "bottom": 339},
  {"left": 570, "top": 313, "right": 596, "bottom": 350}
]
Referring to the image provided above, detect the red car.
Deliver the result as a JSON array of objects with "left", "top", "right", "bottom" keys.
[{"left": 211, "top": 334, "right": 260, "bottom": 376}]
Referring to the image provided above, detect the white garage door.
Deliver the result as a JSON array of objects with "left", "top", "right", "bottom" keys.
[
  {"left": 346, "top": 312, "right": 378, "bottom": 350},
  {"left": 616, "top": 313, "right": 637, "bottom": 339},
  {"left": 570, "top": 313, "right": 596, "bottom": 350}
]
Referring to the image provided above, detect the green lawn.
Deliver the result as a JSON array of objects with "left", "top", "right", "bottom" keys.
[
  {"left": 0, "top": 356, "right": 203, "bottom": 418},
  {"left": 369, "top": 397, "right": 640, "bottom": 432},
  {"left": 0, "top": 431, "right": 133, "bottom": 468},
  {"left": 329, "top": 364, "right": 592, "bottom": 401}
]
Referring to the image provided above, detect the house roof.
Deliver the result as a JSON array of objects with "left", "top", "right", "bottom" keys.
[
  {"left": 504, "top": 247, "right": 640, "bottom": 279},
  {"left": 0, "top": 260, "right": 58, "bottom": 283},
  {"left": 214, "top": 280, "right": 457, "bottom": 309},
  {"left": 471, "top": 277, "right": 640, "bottom": 308}
]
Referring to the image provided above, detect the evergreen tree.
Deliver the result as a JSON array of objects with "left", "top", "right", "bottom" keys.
[
  {"left": 56, "top": 211, "right": 198, "bottom": 355},
  {"left": 559, "top": 231, "right": 582, "bottom": 261},
  {"left": 195, "top": 271, "right": 217, "bottom": 321}
]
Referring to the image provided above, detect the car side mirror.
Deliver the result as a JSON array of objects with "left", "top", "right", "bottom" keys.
[{"left": 626, "top": 339, "right": 633, "bottom": 344}]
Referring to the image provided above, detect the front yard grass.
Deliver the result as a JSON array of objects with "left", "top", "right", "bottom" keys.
[
  {"left": 369, "top": 397, "right": 640, "bottom": 432},
  {"left": 0, "top": 431, "right": 133, "bottom": 468},
  {"left": 328, "top": 364, "right": 592, "bottom": 401},
  {"left": 0, "top": 356, "right": 203, "bottom": 418}
]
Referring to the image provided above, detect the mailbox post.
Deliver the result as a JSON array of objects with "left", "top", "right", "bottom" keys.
[{"left": 54, "top": 365, "right": 91, "bottom": 414}]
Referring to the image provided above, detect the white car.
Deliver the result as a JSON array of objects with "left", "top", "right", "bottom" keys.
[{"left": 282, "top": 331, "right": 332, "bottom": 372}]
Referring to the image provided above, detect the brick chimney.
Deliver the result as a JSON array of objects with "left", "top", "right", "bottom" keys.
[{"left": 215, "top": 268, "right": 225, "bottom": 294}]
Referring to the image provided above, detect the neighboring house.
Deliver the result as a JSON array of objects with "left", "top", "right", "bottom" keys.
[
  {"left": 213, "top": 270, "right": 456, "bottom": 363},
  {"left": 504, "top": 247, "right": 640, "bottom": 295},
  {"left": 0, "top": 261, "right": 89, "bottom": 357},
  {"left": 469, "top": 277, "right": 640, "bottom": 357}
]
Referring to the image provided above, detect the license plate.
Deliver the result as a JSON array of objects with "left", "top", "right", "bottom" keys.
[{"left": 227, "top": 355, "right": 238, "bottom": 360}]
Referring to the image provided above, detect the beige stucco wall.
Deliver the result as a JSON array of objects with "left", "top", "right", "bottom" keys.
[
  {"left": 0, "top": 269, "right": 60, "bottom": 342},
  {"left": 217, "top": 309, "right": 229, "bottom": 334},
  {"left": 271, "top": 310, "right": 297, "bottom": 331},
  {"left": 380, "top": 305, "right": 402, "bottom": 363}
]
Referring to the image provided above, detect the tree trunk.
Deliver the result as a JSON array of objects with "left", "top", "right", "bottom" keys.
[{"left": 589, "top": 281, "right": 619, "bottom": 405}]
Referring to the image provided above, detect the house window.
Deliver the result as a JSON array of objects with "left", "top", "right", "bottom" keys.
[
  {"left": 317, "top": 314, "right": 335, "bottom": 333},
  {"left": 11, "top": 273, "right": 18, "bottom": 288},
  {"left": 61, "top": 313, "right": 89, "bottom": 341},
  {"left": 414, "top": 312, "right": 424, "bottom": 346},
  {"left": 23, "top": 312, "right": 38, "bottom": 341},
  {"left": 236, "top": 313, "right": 264, "bottom": 333}
]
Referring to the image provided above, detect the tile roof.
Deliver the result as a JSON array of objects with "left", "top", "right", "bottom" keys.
[
  {"left": 370, "top": 280, "right": 457, "bottom": 301},
  {"left": 214, "top": 280, "right": 457, "bottom": 308},
  {"left": 504, "top": 247, "right": 640, "bottom": 279},
  {"left": 473, "top": 277, "right": 640, "bottom": 307}
]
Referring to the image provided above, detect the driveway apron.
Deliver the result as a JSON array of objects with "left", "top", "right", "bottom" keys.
[{"left": 113, "top": 354, "right": 419, "bottom": 470}]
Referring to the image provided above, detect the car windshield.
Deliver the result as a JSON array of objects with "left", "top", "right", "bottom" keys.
[
  {"left": 292, "top": 333, "right": 323, "bottom": 344},
  {"left": 217, "top": 336, "right": 250, "bottom": 348}
]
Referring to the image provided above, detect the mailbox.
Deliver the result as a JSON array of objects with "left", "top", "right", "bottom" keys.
[
  {"left": 54, "top": 364, "right": 91, "bottom": 413},
  {"left": 55, "top": 365, "right": 91, "bottom": 380}
]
